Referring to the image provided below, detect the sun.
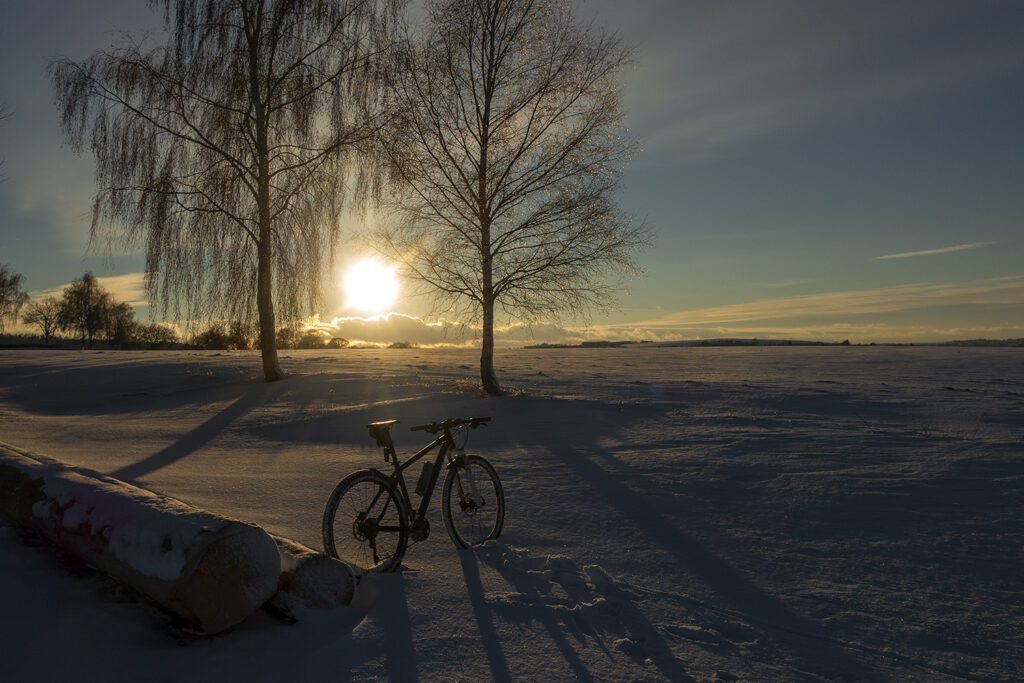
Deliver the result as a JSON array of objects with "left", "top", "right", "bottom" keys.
[{"left": 343, "top": 260, "right": 399, "bottom": 313}]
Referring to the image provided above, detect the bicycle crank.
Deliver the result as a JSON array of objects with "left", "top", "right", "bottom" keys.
[{"left": 410, "top": 516, "right": 430, "bottom": 542}]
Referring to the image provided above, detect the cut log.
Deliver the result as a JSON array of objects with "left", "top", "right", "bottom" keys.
[
  {"left": 268, "top": 534, "right": 355, "bottom": 618},
  {"left": 0, "top": 442, "right": 280, "bottom": 634}
]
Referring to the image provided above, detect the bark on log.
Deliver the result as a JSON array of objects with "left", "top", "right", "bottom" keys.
[
  {"left": 268, "top": 534, "right": 355, "bottom": 618},
  {"left": 0, "top": 442, "right": 280, "bottom": 634}
]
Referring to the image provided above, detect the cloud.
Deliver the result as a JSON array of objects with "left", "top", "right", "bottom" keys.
[
  {"left": 299, "top": 275, "right": 1024, "bottom": 347},
  {"left": 28, "top": 272, "right": 148, "bottom": 307},
  {"left": 761, "top": 278, "right": 809, "bottom": 289},
  {"left": 309, "top": 313, "right": 474, "bottom": 347},
  {"left": 305, "top": 313, "right": 647, "bottom": 348},
  {"left": 95, "top": 273, "right": 148, "bottom": 306},
  {"left": 608, "top": 278, "right": 1024, "bottom": 329},
  {"left": 874, "top": 242, "right": 994, "bottom": 260}
]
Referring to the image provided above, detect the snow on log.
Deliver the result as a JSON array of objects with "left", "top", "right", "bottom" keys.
[
  {"left": 268, "top": 534, "right": 355, "bottom": 619},
  {"left": 0, "top": 442, "right": 280, "bottom": 634}
]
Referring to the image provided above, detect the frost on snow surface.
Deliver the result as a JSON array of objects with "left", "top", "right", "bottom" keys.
[{"left": 0, "top": 347, "right": 1022, "bottom": 681}]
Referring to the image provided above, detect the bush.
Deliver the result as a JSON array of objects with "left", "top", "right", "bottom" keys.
[
  {"left": 192, "top": 323, "right": 231, "bottom": 349},
  {"left": 296, "top": 330, "right": 327, "bottom": 349},
  {"left": 140, "top": 323, "right": 181, "bottom": 348},
  {"left": 227, "top": 321, "right": 254, "bottom": 350},
  {"left": 275, "top": 325, "right": 299, "bottom": 349}
]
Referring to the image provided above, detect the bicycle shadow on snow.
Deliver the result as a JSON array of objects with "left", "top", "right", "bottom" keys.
[
  {"left": 459, "top": 541, "right": 695, "bottom": 682},
  {"left": 344, "top": 570, "right": 420, "bottom": 681}
]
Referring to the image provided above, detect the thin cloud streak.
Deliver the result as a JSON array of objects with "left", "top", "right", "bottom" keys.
[
  {"left": 28, "top": 272, "right": 148, "bottom": 307},
  {"left": 612, "top": 278, "right": 1024, "bottom": 329},
  {"left": 875, "top": 242, "right": 995, "bottom": 260}
]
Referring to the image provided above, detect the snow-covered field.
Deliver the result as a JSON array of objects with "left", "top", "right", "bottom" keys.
[{"left": 1, "top": 346, "right": 1021, "bottom": 681}]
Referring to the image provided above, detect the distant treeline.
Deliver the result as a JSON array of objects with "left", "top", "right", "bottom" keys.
[
  {"left": 7, "top": 271, "right": 422, "bottom": 351},
  {"left": 0, "top": 325, "right": 422, "bottom": 351},
  {"left": 525, "top": 338, "right": 1024, "bottom": 349},
  {"left": 933, "top": 339, "right": 1024, "bottom": 347}
]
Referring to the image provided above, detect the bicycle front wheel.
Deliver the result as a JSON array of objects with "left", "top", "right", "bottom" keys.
[
  {"left": 442, "top": 454, "right": 505, "bottom": 548},
  {"left": 322, "top": 469, "right": 408, "bottom": 573}
]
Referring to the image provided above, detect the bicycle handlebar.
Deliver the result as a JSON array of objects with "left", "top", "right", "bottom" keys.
[{"left": 410, "top": 416, "right": 491, "bottom": 434}]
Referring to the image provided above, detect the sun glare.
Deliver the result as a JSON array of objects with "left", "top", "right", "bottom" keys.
[{"left": 344, "top": 260, "right": 399, "bottom": 313}]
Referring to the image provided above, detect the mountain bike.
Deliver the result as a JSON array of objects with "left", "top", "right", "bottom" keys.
[{"left": 322, "top": 416, "right": 504, "bottom": 573}]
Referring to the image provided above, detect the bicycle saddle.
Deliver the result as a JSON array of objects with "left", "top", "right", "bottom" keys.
[{"left": 366, "top": 420, "right": 399, "bottom": 446}]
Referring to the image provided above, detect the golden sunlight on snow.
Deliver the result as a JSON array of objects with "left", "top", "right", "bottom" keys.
[{"left": 343, "top": 260, "right": 399, "bottom": 314}]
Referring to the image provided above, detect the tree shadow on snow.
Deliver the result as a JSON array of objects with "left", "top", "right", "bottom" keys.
[
  {"left": 0, "top": 356, "right": 263, "bottom": 416},
  {"left": 458, "top": 550, "right": 514, "bottom": 682},
  {"left": 483, "top": 395, "right": 884, "bottom": 680},
  {"left": 111, "top": 379, "right": 291, "bottom": 482}
]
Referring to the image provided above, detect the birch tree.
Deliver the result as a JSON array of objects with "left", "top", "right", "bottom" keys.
[
  {"left": 22, "top": 296, "right": 62, "bottom": 344},
  {"left": 50, "top": 0, "right": 401, "bottom": 380},
  {"left": 379, "top": 0, "right": 645, "bottom": 394}
]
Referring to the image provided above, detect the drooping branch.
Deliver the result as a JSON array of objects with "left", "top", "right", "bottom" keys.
[{"left": 50, "top": 0, "right": 402, "bottom": 380}]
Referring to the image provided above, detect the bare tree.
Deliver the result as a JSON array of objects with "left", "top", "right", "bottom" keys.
[
  {"left": 0, "top": 264, "right": 30, "bottom": 331},
  {"left": 22, "top": 296, "right": 63, "bottom": 344},
  {"left": 378, "top": 0, "right": 646, "bottom": 394},
  {"left": 58, "top": 272, "right": 113, "bottom": 348},
  {"left": 105, "top": 301, "right": 140, "bottom": 348},
  {"left": 50, "top": 0, "right": 402, "bottom": 381}
]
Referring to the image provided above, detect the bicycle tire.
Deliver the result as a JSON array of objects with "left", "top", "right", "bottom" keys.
[
  {"left": 322, "top": 469, "right": 409, "bottom": 573},
  {"left": 441, "top": 454, "right": 505, "bottom": 548}
]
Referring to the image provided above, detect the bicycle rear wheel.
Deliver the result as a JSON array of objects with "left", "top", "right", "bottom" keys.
[
  {"left": 323, "top": 469, "right": 408, "bottom": 573},
  {"left": 442, "top": 454, "right": 505, "bottom": 548}
]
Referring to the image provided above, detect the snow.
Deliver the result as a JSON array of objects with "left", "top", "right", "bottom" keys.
[
  {"left": 3, "top": 446, "right": 232, "bottom": 581},
  {"left": 0, "top": 346, "right": 1022, "bottom": 680},
  {"left": 270, "top": 534, "right": 356, "bottom": 617}
]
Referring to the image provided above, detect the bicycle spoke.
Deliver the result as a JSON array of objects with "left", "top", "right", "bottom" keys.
[
  {"left": 323, "top": 470, "right": 408, "bottom": 573},
  {"left": 443, "top": 456, "right": 504, "bottom": 548}
]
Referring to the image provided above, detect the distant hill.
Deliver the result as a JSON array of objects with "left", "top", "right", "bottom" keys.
[
  {"left": 524, "top": 338, "right": 845, "bottom": 349},
  {"left": 936, "top": 339, "right": 1024, "bottom": 347}
]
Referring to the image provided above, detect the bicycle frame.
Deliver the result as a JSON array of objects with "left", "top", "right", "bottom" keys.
[{"left": 379, "top": 430, "right": 454, "bottom": 524}]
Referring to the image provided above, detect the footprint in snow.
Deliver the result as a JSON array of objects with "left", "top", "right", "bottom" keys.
[{"left": 474, "top": 542, "right": 681, "bottom": 669}]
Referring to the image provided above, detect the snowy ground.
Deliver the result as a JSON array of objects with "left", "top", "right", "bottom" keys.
[{"left": 0, "top": 346, "right": 1021, "bottom": 681}]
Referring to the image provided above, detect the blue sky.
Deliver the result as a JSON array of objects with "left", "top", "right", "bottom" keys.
[{"left": 2, "top": 1, "right": 1022, "bottom": 344}]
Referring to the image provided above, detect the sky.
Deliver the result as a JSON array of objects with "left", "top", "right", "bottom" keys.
[{"left": 1, "top": 0, "right": 1022, "bottom": 345}]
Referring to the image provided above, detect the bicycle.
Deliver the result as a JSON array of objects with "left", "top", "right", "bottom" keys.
[{"left": 322, "top": 416, "right": 504, "bottom": 573}]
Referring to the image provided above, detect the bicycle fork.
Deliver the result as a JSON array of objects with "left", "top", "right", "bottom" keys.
[{"left": 450, "top": 451, "right": 485, "bottom": 512}]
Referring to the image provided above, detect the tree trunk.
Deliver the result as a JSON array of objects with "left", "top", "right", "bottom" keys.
[
  {"left": 256, "top": 237, "right": 284, "bottom": 382},
  {"left": 254, "top": 81, "right": 283, "bottom": 381},
  {"left": 478, "top": 238, "right": 501, "bottom": 394},
  {"left": 480, "top": 300, "right": 501, "bottom": 395},
  {"left": 268, "top": 534, "right": 355, "bottom": 618},
  {"left": 0, "top": 443, "right": 280, "bottom": 635}
]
